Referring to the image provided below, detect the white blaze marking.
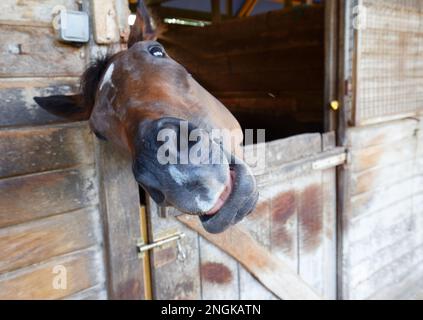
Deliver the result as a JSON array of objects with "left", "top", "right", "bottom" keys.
[
  {"left": 99, "top": 63, "right": 115, "bottom": 91},
  {"left": 195, "top": 195, "right": 214, "bottom": 212},
  {"left": 195, "top": 180, "right": 225, "bottom": 212}
]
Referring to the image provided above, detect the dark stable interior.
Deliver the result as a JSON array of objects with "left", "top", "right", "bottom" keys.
[
  {"left": 158, "top": 5, "right": 325, "bottom": 143},
  {"left": 139, "top": 5, "right": 325, "bottom": 204}
]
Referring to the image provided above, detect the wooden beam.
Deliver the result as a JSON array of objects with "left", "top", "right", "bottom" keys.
[
  {"left": 226, "top": 0, "right": 233, "bottom": 17},
  {"left": 96, "top": 141, "right": 145, "bottom": 300},
  {"left": 211, "top": 0, "right": 221, "bottom": 23},
  {"left": 144, "top": 0, "right": 172, "bottom": 5},
  {"left": 154, "top": 6, "right": 230, "bottom": 21},
  {"left": 237, "top": 0, "right": 258, "bottom": 17},
  {"left": 177, "top": 215, "right": 323, "bottom": 300},
  {"left": 324, "top": 0, "right": 339, "bottom": 132}
]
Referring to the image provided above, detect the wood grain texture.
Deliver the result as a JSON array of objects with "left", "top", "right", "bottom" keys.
[
  {"left": 0, "top": 78, "right": 78, "bottom": 127},
  {"left": 95, "top": 141, "right": 144, "bottom": 300},
  {"left": 0, "top": 166, "right": 98, "bottom": 228},
  {"left": 0, "top": 0, "right": 80, "bottom": 26},
  {"left": 177, "top": 215, "right": 322, "bottom": 300},
  {"left": 0, "top": 25, "right": 85, "bottom": 77},
  {"left": 341, "top": 116, "right": 423, "bottom": 299},
  {"left": 0, "top": 0, "right": 136, "bottom": 301},
  {"left": 0, "top": 247, "right": 105, "bottom": 299},
  {"left": 63, "top": 285, "right": 107, "bottom": 300},
  {"left": 238, "top": 265, "right": 277, "bottom": 300},
  {"left": 146, "top": 198, "right": 201, "bottom": 300},
  {"left": 0, "top": 206, "right": 102, "bottom": 274},
  {"left": 199, "top": 236, "right": 239, "bottom": 300},
  {"left": 0, "top": 123, "right": 94, "bottom": 178},
  {"left": 148, "top": 133, "right": 340, "bottom": 300}
]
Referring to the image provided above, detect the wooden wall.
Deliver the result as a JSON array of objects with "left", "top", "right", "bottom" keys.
[
  {"left": 341, "top": 118, "right": 423, "bottom": 299},
  {"left": 0, "top": 0, "right": 144, "bottom": 300},
  {"left": 159, "top": 5, "right": 325, "bottom": 141},
  {"left": 341, "top": 0, "right": 423, "bottom": 300},
  {"left": 0, "top": 0, "right": 107, "bottom": 300}
]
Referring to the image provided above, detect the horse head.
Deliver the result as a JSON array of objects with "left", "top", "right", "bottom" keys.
[{"left": 33, "top": 2, "right": 258, "bottom": 233}]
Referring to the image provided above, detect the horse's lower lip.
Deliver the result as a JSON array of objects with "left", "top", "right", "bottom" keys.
[{"left": 204, "top": 170, "right": 234, "bottom": 216}]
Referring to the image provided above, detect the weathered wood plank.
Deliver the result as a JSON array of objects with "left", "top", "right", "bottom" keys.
[
  {"left": 369, "top": 261, "right": 423, "bottom": 300},
  {"left": 238, "top": 265, "right": 277, "bottom": 300},
  {"left": 243, "top": 133, "right": 322, "bottom": 174},
  {"left": 297, "top": 171, "right": 335, "bottom": 297},
  {"left": 0, "top": 0, "right": 80, "bottom": 26},
  {"left": 321, "top": 168, "right": 337, "bottom": 299},
  {"left": 351, "top": 245, "right": 423, "bottom": 300},
  {"left": 95, "top": 140, "right": 144, "bottom": 300},
  {"left": 350, "top": 175, "right": 423, "bottom": 219},
  {"left": 349, "top": 192, "right": 423, "bottom": 245},
  {"left": 0, "top": 166, "right": 98, "bottom": 228},
  {"left": 351, "top": 230, "right": 420, "bottom": 290},
  {"left": 349, "top": 136, "right": 418, "bottom": 173},
  {"left": 0, "top": 25, "right": 85, "bottom": 77},
  {"left": 351, "top": 159, "right": 416, "bottom": 196},
  {"left": 199, "top": 237, "right": 239, "bottom": 300},
  {"left": 346, "top": 118, "right": 418, "bottom": 149},
  {"left": 91, "top": 0, "right": 121, "bottom": 44},
  {"left": 0, "top": 247, "right": 105, "bottom": 299},
  {"left": 63, "top": 285, "right": 107, "bottom": 300},
  {"left": 146, "top": 198, "right": 201, "bottom": 300},
  {"left": 342, "top": 117, "right": 423, "bottom": 300},
  {"left": 0, "top": 78, "right": 78, "bottom": 127},
  {"left": 0, "top": 123, "right": 94, "bottom": 178},
  {"left": 0, "top": 206, "right": 102, "bottom": 274},
  {"left": 250, "top": 183, "right": 297, "bottom": 269},
  {"left": 178, "top": 215, "right": 322, "bottom": 300}
]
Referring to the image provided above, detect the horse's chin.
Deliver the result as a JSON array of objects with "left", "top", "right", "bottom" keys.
[{"left": 198, "top": 159, "right": 259, "bottom": 234}]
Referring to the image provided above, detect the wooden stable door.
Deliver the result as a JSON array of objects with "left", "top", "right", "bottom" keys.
[
  {"left": 0, "top": 0, "right": 148, "bottom": 300},
  {"left": 338, "top": 0, "right": 423, "bottom": 300},
  {"left": 145, "top": 133, "right": 345, "bottom": 300}
]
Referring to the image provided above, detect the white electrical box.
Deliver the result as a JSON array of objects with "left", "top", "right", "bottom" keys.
[{"left": 58, "top": 10, "right": 89, "bottom": 43}]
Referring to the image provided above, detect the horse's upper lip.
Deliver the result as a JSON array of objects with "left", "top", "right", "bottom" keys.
[
  {"left": 204, "top": 169, "right": 234, "bottom": 216},
  {"left": 198, "top": 158, "right": 258, "bottom": 234}
]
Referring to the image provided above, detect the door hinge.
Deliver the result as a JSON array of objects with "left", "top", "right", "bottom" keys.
[{"left": 137, "top": 232, "right": 185, "bottom": 259}]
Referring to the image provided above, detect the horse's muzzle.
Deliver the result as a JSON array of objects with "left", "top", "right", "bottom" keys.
[{"left": 198, "top": 155, "right": 259, "bottom": 234}]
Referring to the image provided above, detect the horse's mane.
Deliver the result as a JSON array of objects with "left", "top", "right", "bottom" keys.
[{"left": 80, "top": 54, "right": 114, "bottom": 108}]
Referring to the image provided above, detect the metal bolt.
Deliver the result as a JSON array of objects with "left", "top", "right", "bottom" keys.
[{"left": 330, "top": 100, "right": 340, "bottom": 111}]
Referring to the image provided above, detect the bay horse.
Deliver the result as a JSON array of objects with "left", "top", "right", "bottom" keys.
[{"left": 33, "top": 2, "right": 258, "bottom": 234}]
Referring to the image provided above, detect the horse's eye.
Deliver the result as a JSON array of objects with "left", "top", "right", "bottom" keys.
[
  {"left": 93, "top": 131, "right": 107, "bottom": 141},
  {"left": 148, "top": 46, "right": 165, "bottom": 58}
]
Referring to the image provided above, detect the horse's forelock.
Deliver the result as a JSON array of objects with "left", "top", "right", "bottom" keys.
[{"left": 80, "top": 54, "right": 114, "bottom": 109}]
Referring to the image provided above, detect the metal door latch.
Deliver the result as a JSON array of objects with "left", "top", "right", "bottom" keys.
[
  {"left": 312, "top": 152, "right": 347, "bottom": 171},
  {"left": 137, "top": 232, "right": 186, "bottom": 259}
]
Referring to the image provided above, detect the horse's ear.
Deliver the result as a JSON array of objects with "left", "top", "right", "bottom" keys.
[
  {"left": 33, "top": 94, "right": 91, "bottom": 121},
  {"left": 128, "top": 0, "right": 157, "bottom": 48}
]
